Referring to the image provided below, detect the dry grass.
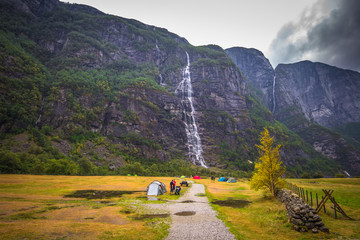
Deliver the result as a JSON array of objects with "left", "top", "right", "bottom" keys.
[
  {"left": 2, "top": 175, "right": 358, "bottom": 239},
  {"left": 198, "top": 178, "right": 360, "bottom": 240},
  {"left": 0, "top": 175, "right": 176, "bottom": 240}
]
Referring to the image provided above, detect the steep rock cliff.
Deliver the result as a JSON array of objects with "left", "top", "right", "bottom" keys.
[
  {"left": 225, "top": 47, "right": 274, "bottom": 110},
  {"left": 226, "top": 47, "right": 360, "bottom": 175},
  {"left": 274, "top": 61, "right": 360, "bottom": 128},
  {"left": 1, "top": 0, "right": 256, "bottom": 172}
]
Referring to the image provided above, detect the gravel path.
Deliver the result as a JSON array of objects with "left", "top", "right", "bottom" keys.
[{"left": 165, "top": 183, "right": 236, "bottom": 240}]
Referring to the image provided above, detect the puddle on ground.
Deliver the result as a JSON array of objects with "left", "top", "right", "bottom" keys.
[
  {"left": 95, "top": 201, "right": 117, "bottom": 206},
  {"left": 211, "top": 199, "right": 251, "bottom": 208},
  {"left": 135, "top": 196, "right": 167, "bottom": 202},
  {"left": 133, "top": 213, "right": 170, "bottom": 220},
  {"left": 174, "top": 211, "right": 196, "bottom": 216},
  {"left": 195, "top": 193, "right": 206, "bottom": 197},
  {"left": 181, "top": 200, "right": 195, "bottom": 203},
  {"left": 64, "top": 190, "right": 144, "bottom": 199}
]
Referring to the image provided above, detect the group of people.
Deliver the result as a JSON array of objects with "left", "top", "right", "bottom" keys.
[{"left": 170, "top": 179, "right": 181, "bottom": 195}]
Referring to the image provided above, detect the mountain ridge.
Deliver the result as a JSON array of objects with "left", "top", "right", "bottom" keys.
[
  {"left": 0, "top": 0, "right": 353, "bottom": 176},
  {"left": 226, "top": 47, "right": 360, "bottom": 175}
]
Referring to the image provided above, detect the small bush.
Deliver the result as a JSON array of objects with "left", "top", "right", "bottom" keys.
[
  {"left": 335, "top": 173, "right": 346, "bottom": 178},
  {"left": 300, "top": 173, "right": 311, "bottom": 179},
  {"left": 312, "top": 172, "right": 324, "bottom": 178}
]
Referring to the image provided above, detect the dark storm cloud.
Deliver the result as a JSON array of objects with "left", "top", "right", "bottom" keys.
[{"left": 269, "top": 0, "right": 360, "bottom": 72}]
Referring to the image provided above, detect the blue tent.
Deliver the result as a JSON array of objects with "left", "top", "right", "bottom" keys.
[{"left": 218, "top": 177, "right": 226, "bottom": 182}]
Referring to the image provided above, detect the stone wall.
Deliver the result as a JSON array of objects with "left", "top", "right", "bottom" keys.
[{"left": 277, "top": 189, "right": 329, "bottom": 233}]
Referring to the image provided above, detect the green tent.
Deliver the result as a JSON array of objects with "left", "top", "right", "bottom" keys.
[
  {"left": 127, "top": 174, "right": 131, "bottom": 176},
  {"left": 181, "top": 176, "right": 186, "bottom": 178}
]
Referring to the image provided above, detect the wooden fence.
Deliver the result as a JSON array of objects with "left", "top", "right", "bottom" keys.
[{"left": 285, "top": 182, "right": 353, "bottom": 220}]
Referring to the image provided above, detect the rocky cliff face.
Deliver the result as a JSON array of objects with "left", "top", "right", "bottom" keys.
[
  {"left": 226, "top": 48, "right": 360, "bottom": 175},
  {"left": 274, "top": 61, "right": 360, "bottom": 128},
  {"left": 1, "top": 0, "right": 255, "bottom": 171},
  {"left": 2, "top": 0, "right": 358, "bottom": 175},
  {"left": 225, "top": 47, "right": 274, "bottom": 110}
]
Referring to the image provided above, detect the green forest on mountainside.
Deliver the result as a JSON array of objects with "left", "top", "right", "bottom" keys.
[{"left": 0, "top": 1, "right": 341, "bottom": 177}]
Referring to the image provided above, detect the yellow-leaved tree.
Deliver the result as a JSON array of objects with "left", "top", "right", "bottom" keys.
[{"left": 250, "top": 127, "right": 286, "bottom": 196}]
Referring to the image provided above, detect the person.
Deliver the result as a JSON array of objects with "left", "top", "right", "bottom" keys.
[
  {"left": 175, "top": 186, "right": 181, "bottom": 195},
  {"left": 170, "top": 180, "right": 174, "bottom": 193},
  {"left": 172, "top": 179, "right": 176, "bottom": 193},
  {"left": 211, "top": 176, "right": 215, "bottom": 181}
]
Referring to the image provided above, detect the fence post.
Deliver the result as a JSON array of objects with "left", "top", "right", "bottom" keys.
[
  {"left": 310, "top": 192, "right": 313, "bottom": 206},
  {"left": 306, "top": 190, "right": 308, "bottom": 203},
  {"left": 303, "top": 188, "right": 305, "bottom": 200},
  {"left": 334, "top": 197, "right": 337, "bottom": 219},
  {"left": 316, "top": 193, "right": 319, "bottom": 208},
  {"left": 322, "top": 196, "right": 326, "bottom": 213}
]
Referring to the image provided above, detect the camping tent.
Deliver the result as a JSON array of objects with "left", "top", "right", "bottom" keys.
[
  {"left": 193, "top": 176, "right": 201, "bottom": 179},
  {"left": 181, "top": 176, "right": 186, "bottom": 178},
  {"left": 227, "top": 178, "right": 237, "bottom": 183},
  {"left": 147, "top": 181, "right": 167, "bottom": 196},
  {"left": 218, "top": 177, "right": 226, "bottom": 182}
]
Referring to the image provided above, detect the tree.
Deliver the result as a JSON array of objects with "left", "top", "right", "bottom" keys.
[{"left": 249, "top": 128, "right": 286, "bottom": 196}]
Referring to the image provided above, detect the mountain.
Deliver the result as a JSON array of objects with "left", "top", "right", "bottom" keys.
[
  {"left": 225, "top": 47, "right": 274, "bottom": 110},
  {"left": 0, "top": 0, "right": 342, "bottom": 177},
  {"left": 226, "top": 47, "right": 360, "bottom": 176}
]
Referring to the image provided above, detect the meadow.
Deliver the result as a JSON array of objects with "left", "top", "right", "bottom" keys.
[
  {"left": 200, "top": 177, "right": 360, "bottom": 240},
  {"left": 0, "top": 175, "right": 359, "bottom": 240},
  {"left": 0, "top": 175, "right": 179, "bottom": 240}
]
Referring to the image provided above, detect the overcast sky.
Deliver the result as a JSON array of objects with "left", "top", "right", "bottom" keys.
[{"left": 63, "top": 0, "right": 359, "bottom": 72}]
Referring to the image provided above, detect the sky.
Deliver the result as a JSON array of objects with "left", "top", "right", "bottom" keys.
[{"left": 64, "top": 0, "right": 360, "bottom": 72}]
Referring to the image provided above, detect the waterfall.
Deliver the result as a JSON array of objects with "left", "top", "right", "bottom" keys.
[
  {"left": 175, "top": 52, "right": 207, "bottom": 168},
  {"left": 272, "top": 73, "right": 276, "bottom": 113},
  {"left": 155, "top": 39, "right": 160, "bottom": 51},
  {"left": 155, "top": 39, "right": 165, "bottom": 85},
  {"left": 159, "top": 73, "right": 165, "bottom": 85}
]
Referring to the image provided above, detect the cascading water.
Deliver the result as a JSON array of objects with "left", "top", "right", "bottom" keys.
[
  {"left": 175, "top": 52, "right": 207, "bottom": 168},
  {"left": 159, "top": 73, "right": 164, "bottom": 85},
  {"left": 272, "top": 73, "right": 276, "bottom": 113},
  {"left": 155, "top": 39, "right": 165, "bottom": 85}
]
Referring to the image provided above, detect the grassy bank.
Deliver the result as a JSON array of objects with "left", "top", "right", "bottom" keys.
[{"left": 199, "top": 178, "right": 360, "bottom": 240}]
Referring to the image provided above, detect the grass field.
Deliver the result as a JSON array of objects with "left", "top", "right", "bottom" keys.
[
  {"left": 0, "top": 175, "right": 359, "bottom": 240},
  {"left": 199, "top": 178, "right": 360, "bottom": 240},
  {"left": 0, "top": 175, "right": 181, "bottom": 240}
]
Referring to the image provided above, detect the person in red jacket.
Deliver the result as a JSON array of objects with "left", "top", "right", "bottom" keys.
[{"left": 171, "top": 179, "right": 176, "bottom": 193}]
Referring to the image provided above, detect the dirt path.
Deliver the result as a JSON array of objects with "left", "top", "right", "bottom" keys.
[{"left": 165, "top": 183, "right": 235, "bottom": 240}]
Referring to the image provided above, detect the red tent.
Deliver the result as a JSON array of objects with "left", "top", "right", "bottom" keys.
[{"left": 193, "top": 176, "right": 201, "bottom": 179}]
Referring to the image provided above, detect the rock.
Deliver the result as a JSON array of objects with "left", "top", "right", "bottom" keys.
[
  {"left": 320, "top": 226, "right": 330, "bottom": 233},
  {"left": 293, "top": 225, "right": 300, "bottom": 232},
  {"left": 305, "top": 222, "right": 315, "bottom": 229},
  {"left": 312, "top": 228, "right": 319, "bottom": 233},
  {"left": 291, "top": 218, "right": 304, "bottom": 226},
  {"left": 276, "top": 189, "right": 329, "bottom": 233}
]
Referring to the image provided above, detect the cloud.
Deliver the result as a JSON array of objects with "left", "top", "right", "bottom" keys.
[{"left": 268, "top": 0, "right": 360, "bottom": 72}]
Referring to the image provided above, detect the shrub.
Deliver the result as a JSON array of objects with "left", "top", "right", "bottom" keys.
[
  {"left": 301, "top": 173, "right": 311, "bottom": 179},
  {"left": 45, "top": 159, "right": 79, "bottom": 175},
  {"left": 312, "top": 172, "right": 324, "bottom": 178},
  {"left": 335, "top": 173, "right": 346, "bottom": 178}
]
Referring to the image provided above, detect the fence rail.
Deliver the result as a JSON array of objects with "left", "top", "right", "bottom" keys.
[{"left": 285, "top": 182, "right": 353, "bottom": 220}]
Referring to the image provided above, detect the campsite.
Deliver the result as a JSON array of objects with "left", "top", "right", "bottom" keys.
[{"left": 0, "top": 174, "right": 359, "bottom": 239}]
